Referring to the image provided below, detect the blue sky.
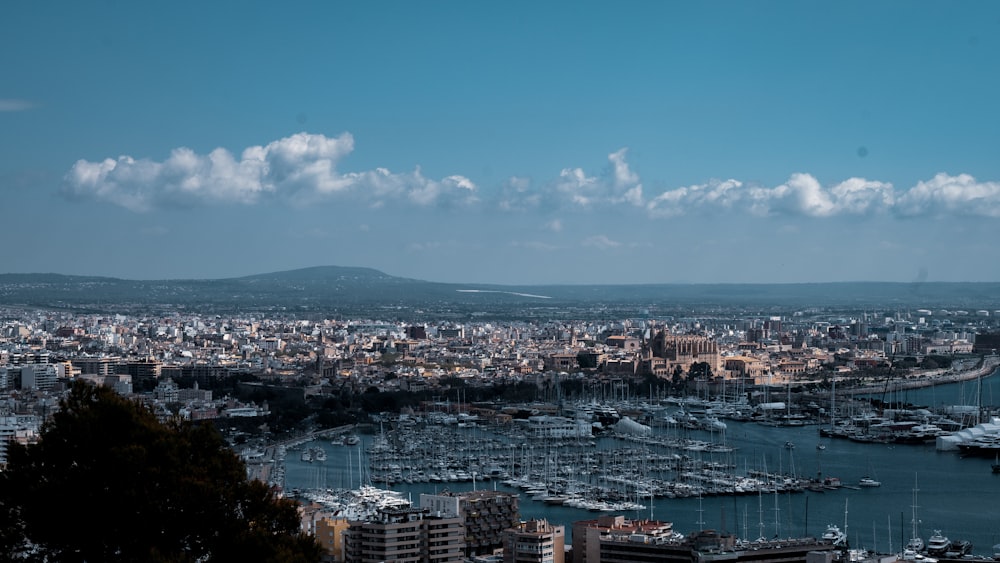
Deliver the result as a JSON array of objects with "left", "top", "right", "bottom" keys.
[{"left": 2, "top": 1, "right": 999, "bottom": 285}]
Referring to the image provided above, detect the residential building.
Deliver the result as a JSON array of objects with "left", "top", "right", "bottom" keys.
[
  {"left": 420, "top": 490, "right": 520, "bottom": 556},
  {"left": 571, "top": 516, "right": 676, "bottom": 563},
  {"left": 344, "top": 506, "right": 464, "bottom": 563},
  {"left": 503, "top": 519, "right": 564, "bottom": 563}
]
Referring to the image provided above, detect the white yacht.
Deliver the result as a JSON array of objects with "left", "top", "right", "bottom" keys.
[
  {"left": 822, "top": 524, "right": 847, "bottom": 546},
  {"left": 926, "top": 531, "right": 951, "bottom": 556}
]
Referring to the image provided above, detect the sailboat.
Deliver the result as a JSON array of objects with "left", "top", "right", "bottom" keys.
[{"left": 906, "top": 474, "right": 924, "bottom": 552}]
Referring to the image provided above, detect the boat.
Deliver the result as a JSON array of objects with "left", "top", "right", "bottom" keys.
[
  {"left": 822, "top": 524, "right": 848, "bottom": 546},
  {"left": 858, "top": 476, "right": 881, "bottom": 487},
  {"left": 817, "top": 443, "right": 826, "bottom": 450},
  {"left": 785, "top": 441, "right": 795, "bottom": 449},
  {"left": 343, "top": 434, "right": 361, "bottom": 446},
  {"left": 300, "top": 449, "right": 313, "bottom": 463},
  {"left": 944, "top": 540, "right": 972, "bottom": 557},
  {"left": 906, "top": 475, "right": 924, "bottom": 553},
  {"left": 313, "top": 447, "right": 327, "bottom": 462},
  {"left": 926, "top": 530, "right": 951, "bottom": 556}
]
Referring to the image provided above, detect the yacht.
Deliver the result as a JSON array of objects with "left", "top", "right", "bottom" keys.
[
  {"left": 858, "top": 476, "right": 881, "bottom": 487},
  {"left": 822, "top": 524, "right": 847, "bottom": 546},
  {"left": 926, "top": 531, "right": 951, "bottom": 556}
]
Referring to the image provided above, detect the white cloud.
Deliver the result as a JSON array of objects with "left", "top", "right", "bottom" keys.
[
  {"left": 545, "top": 148, "right": 645, "bottom": 209},
  {"left": 647, "top": 175, "right": 895, "bottom": 218},
  {"left": 895, "top": 173, "right": 1000, "bottom": 217},
  {"left": 608, "top": 148, "right": 643, "bottom": 206},
  {"left": 0, "top": 99, "right": 37, "bottom": 111},
  {"left": 64, "top": 132, "right": 477, "bottom": 211},
  {"left": 582, "top": 235, "right": 622, "bottom": 249},
  {"left": 64, "top": 134, "right": 1000, "bottom": 222}
]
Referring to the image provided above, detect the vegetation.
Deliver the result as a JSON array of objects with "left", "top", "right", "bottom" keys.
[{"left": 0, "top": 382, "right": 322, "bottom": 563}]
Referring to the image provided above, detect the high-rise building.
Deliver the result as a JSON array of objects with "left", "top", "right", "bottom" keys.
[
  {"left": 420, "top": 490, "right": 520, "bottom": 556},
  {"left": 344, "top": 506, "right": 464, "bottom": 563}
]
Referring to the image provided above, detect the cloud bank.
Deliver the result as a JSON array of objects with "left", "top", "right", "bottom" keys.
[
  {"left": 63, "top": 132, "right": 477, "bottom": 212},
  {"left": 63, "top": 133, "right": 1000, "bottom": 218}
]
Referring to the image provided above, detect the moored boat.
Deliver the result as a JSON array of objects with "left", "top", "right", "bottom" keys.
[
  {"left": 927, "top": 530, "right": 952, "bottom": 556},
  {"left": 822, "top": 524, "right": 847, "bottom": 546}
]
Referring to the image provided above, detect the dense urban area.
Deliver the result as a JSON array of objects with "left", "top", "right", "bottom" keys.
[{"left": 3, "top": 293, "right": 1000, "bottom": 562}]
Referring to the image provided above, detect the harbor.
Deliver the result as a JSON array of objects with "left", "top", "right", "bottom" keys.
[{"left": 276, "top": 369, "right": 1000, "bottom": 554}]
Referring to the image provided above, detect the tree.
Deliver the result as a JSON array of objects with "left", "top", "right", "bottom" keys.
[
  {"left": 0, "top": 381, "right": 322, "bottom": 562},
  {"left": 689, "top": 361, "right": 713, "bottom": 379}
]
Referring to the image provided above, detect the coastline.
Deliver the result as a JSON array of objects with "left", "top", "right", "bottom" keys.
[{"left": 840, "top": 354, "right": 1000, "bottom": 396}]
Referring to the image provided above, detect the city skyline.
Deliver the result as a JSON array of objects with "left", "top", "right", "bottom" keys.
[{"left": 2, "top": 2, "right": 999, "bottom": 285}]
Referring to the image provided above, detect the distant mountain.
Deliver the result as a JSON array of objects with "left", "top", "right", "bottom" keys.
[{"left": 1, "top": 266, "right": 999, "bottom": 318}]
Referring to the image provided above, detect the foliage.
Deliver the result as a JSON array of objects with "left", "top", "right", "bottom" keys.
[
  {"left": 689, "top": 361, "right": 713, "bottom": 379},
  {"left": 0, "top": 382, "right": 321, "bottom": 563}
]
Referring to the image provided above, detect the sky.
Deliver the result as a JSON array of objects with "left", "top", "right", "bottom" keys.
[{"left": 2, "top": 1, "right": 999, "bottom": 285}]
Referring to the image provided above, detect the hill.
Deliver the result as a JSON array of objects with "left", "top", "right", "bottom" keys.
[{"left": 1, "top": 267, "right": 999, "bottom": 319}]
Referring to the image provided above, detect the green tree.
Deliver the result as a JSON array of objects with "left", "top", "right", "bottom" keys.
[{"left": 0, "top": 382, "right": 321, "bottom": 563}]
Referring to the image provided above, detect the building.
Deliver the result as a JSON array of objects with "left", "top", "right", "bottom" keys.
[
  {"left": 420, "top": 490, "right": 520, "bottom": 556},
  {"left": 344, "top": 506, "right": 464, "bottom": 563},
  {"left": 646, "top": 332, "right": 720, "bottom": 377},
  {"left": 503, "top": 519, "right": 564, "bottom": 563},
  {"left": 0, "top": 414, "right": 40, "bottom": 466},
  {"left": 72, "top": 357, "right": 115, "bottom": 377},
  {"left": 18, "top": 364, "right": 57, "bottom": 391},
  {"left": 526, "top": 415, "right": 592, "bottom": 439},
  {"left": 572, "top": 516, "right": 677, "bottom": 563},
  {"left": 315, "top": 516, "right": 350, "bottom": 561}
]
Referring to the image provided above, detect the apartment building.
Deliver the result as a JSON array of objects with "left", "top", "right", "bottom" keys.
[
  {"left": 420, "top": 490, "right": 520, "bottom": 556},
  {"left": 502, "top": 519, "right": 564, "bottom": 563},
  {"left": 344, "top": 506, "right": 464, "bottom": 563}
]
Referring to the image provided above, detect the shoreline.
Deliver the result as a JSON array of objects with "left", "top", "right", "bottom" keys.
[{"left": 840, "top": 355, "right": 1000, "bottom": 396}]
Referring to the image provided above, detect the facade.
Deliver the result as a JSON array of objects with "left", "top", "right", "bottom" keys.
[
  {"left": 0, "top": 414, "right": 40, "bottom": 466},
  {"left": 571, "top": 516, "right": 676, "bottom": 563},
  {"left": 315, "top": 516, "right": 350, "bottom": 561},
  {"left": 18, "top": 364, "right": 57, "bottom": 391},
  {"left": 344, "top": 506, "right": 464, "bottom": 563},
  {"left": 503, "top": 519, "right": 564, "bottom": 563},
  {"left": 647, "top": 332, "right": 720, "bottom": 377},
  {"left": 420, "top": 490, "right": 520, "bottom": 556},
  {"left": 526, "top": 415, "right": 592, "bottom": 439}
]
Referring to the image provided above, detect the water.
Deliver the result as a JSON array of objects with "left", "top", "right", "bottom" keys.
[{"left": 285, "top": 373, "right": 1000, "bottom": 553}]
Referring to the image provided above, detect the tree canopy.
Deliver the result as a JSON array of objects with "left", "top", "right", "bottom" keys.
[{"left": 0, "top": 382, "right": 321, "bottom": 562}]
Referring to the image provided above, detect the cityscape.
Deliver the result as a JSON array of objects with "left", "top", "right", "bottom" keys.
[
  {"left": 2, "top": 270, "right": 1000, "bottom": 561},
  {"left": 4, "top": 1, "right": 1000, "bottom": 561}
]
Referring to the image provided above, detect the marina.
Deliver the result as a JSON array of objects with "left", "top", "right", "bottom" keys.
[{"left": 276, "top": 370, "right": 1000, "bottom": 552}]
